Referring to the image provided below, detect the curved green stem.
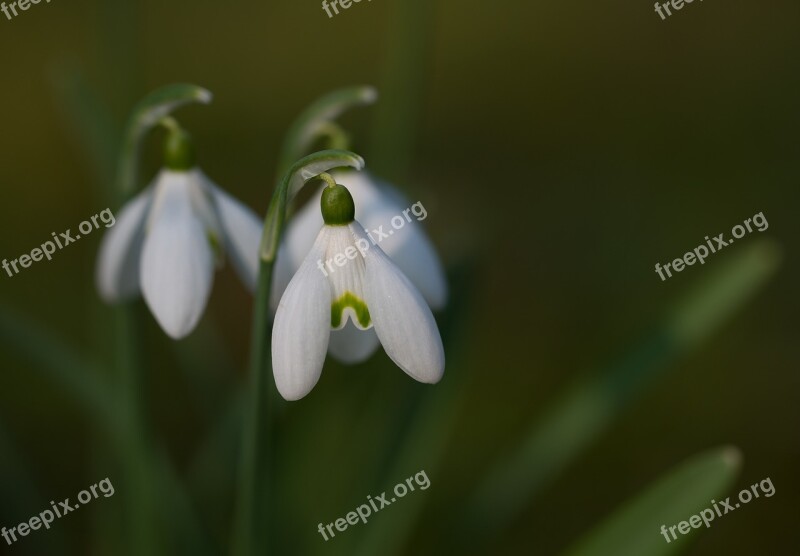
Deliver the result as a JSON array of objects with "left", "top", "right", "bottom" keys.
[
  {"left": 317, "top": 172, "right": 338, "bottom": 189},
  {"left": 116, "top": 83, "right": 212, "bottom": 201},
  {"left": 276, "top": 85, "right": 376, "bottom": 179},
  {"left": 260, "top": 149, "right": 365, "bottom": 263},
  {"left": 232, "top": 149, "right": 365, "bottom": 556},
  {"left": 316, "top": 122, "right": 351, "bottom": 151}
]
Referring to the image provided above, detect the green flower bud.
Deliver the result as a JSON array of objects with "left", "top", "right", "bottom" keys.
[
  {"left": 163, "top": 126, "right": 196, "bottom": 171},
  {"left": 320, "top": 182, "right": 356, "bottom": 226}
]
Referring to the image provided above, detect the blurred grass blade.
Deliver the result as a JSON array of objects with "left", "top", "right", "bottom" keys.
[
  {"left": 0, "top": 426, "right": 70, "bottom": 552},
  {"left": 666, "top": 240, "right": 780, "bottom": 349},
  {"left": 465, "top": 239, "right": 780, "bottom": 543},
  {"left": 117, "top": 83, "right": 212, "bottom": 200},
  {"left": 563, "top": 446, "right": 742, "bottom": 556},
  {"left": 155, "top": 449, "right": 219, "bottom": 556},
  {"left": 0, "top": 303, "right": 114, "bottom": 425},
  {"left": 368, "top": 0, "right": 434, "bottom": 182},
  {"left": 50, "top": 62, "right": 121, "bottom": 193}
]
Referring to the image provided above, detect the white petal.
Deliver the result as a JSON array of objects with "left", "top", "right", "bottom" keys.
[
  {"left": 359, "top": 206, "right": 448, "bottom": 310},
  {"left": 269, "top": 196, "right": 324, "bottom": 312},
  {"left": 140, "top": 171, "right": 214, "bottom": 339},
  {"left": 95, "top": 186, "right": 153, "bottom": 302},
  {"left": 270, "top": 242, "right": 295, "bottom": 315},
  {"left": 328, "top": 321, "right": 380, "bottom": 364},
  {"left": 272, "top": 227, "right": 332, "bottom": 401},
  {"left": 334, "top": 171, "right": 448, "bottom": 309},
  {"left": 201, "top": 173, "right": 263, "bottom": 292},
  {"left": 355, "top": 224, "right": 445, "bottom": 384}
]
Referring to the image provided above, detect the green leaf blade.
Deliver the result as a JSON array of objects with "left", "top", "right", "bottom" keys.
[{"left": 564, "top": 446, "right": 742, "bottom": 556}]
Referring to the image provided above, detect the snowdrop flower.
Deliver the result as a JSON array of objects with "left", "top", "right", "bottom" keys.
[
  {"left": 96, "top": 124, "right": 263, "bottom": 339},
  {"left": 272, "top": 177, "right": 444, "bottom": 401},
  {"left": 271, "top": 171, "right": 447, "bottom": 365}
]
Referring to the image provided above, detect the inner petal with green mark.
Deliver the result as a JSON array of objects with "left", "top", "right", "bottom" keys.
[
  {"left": 324, "top": 225, "right": 372, "bottom": 330},
  {"left": 331, "top": 291, "right": 372, "bottom": 330}
]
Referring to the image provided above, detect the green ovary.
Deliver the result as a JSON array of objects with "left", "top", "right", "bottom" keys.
[{"left": 331, "top": 292, "right": 371, "bottom": 329}]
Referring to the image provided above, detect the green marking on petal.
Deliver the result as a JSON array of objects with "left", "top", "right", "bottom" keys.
[
  {"left": 207, "top": 231, "right": 224, "bottom": 262},
  {"left": 331, "top": 292, "right": 371, "bottom": 329}
]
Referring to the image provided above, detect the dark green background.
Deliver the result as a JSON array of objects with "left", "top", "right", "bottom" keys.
[{"left": 0, "top": 0, "right": 798, "bottom": 554}]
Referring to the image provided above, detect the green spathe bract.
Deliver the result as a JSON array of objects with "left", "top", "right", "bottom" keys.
[
  {"left": 321, "top": 184, "right": 356, "bottom": 226},
  {"left": 117, "top": 83, "right": 212, "bottom": 201}
]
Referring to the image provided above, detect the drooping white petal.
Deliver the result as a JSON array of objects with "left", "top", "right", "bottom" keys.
[
  {"left": 335, "top": 171, "right": 448, "bottom": 309},
  {"left": 272, "top": 227, "right": 333, "bottom": 401},
  {"left": 200, "top": 172, "right": 263, "bottom": 292},
  {"left": 140, "top": 171, "right": 215, "bottom": 339},
  {"left": 328, "top": 322, "right": 380, "bottom": 364},
  {"left": 355, "top": 223, "right": 445, "bottom": 384},
  {"left": 269, "top": 195, "right": 324, "bottom": 312},
  {"left": 95, "top": 186, "right": 153, "bottom": 302},
  {"left": 357, "top": 205, "right": 448, "bottom": 311}
]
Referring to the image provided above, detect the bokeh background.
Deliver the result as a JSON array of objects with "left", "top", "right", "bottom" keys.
[{"left": 0, "top": 0, "right": 798, "bottom": 554}]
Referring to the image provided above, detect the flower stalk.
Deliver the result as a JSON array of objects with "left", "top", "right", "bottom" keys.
[
  {"left": 232, "top": 149, "right": 365, "bottom": 556},
  {"left": 111, "top": 83, "right": 212, "bottom": 556}
]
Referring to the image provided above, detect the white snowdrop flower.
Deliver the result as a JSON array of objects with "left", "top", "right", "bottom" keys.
[
  {"left": 96, "top": 125, "right": 263, "bottom": 339},
  {"left": 272, "top": 179, "right": 445, "bottom": 401},
  {"left": 271, "top": 171, "right": 447, "bottom": 365}
]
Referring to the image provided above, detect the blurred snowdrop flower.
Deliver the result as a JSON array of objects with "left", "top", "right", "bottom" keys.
[
  {"left": 272, "top": 177, "right": 445, "bottom": 401},
  {"left": 271, "top": 171, "right": 447, "bottom": 365},
  {"left": 96, "top": 123, "right": 262, "bottom": 339}
]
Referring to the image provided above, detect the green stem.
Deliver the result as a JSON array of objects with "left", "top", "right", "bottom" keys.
[
  {"left": 110, "top": 84, "right": 212, "bottom": 555},
  {"left": 317, "top": 172, "right": 338, "bottom": 189},
  {"left": 231, "top": 264, "right": 274, "bottom": 556},
  {"left": 114, "top": 304, "right": 162, "bottom": 556},
  {"left": 232, "top": 149, "right": 366, "bottom": 556},
  {"left": 276, "top": 86, "right": 376, "bottom": 180}
]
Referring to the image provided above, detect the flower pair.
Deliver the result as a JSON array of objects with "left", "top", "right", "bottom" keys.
[{"left": 96, "top": 117, "right": 446, "bottom": 400}]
